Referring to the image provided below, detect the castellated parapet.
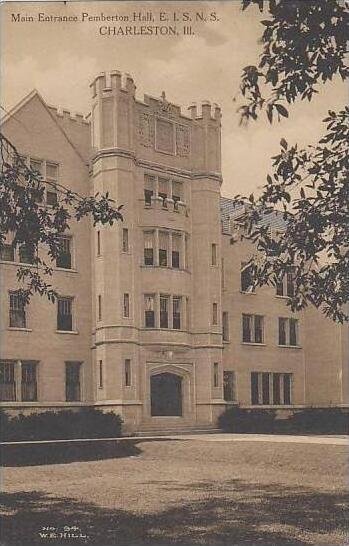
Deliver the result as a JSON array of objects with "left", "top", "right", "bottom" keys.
[
  {"left": 47, "top": 105, "right": 90, "bottom": 124},
  {"left": 90, "top": 70, "right": 222, "bottom": 175}
]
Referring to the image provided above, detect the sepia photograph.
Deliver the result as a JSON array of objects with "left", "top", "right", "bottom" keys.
[{"left": 0, "top": 1, "right": 348, "bottom": 545}]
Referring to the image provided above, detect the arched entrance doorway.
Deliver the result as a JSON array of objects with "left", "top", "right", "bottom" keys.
[{"left": 150, "top": 373, "right": 182, "bottom": 416}]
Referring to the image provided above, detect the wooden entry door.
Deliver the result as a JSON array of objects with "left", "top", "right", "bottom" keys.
[{"left": 150, "top": 373, "right": 182, "bottom": 417}]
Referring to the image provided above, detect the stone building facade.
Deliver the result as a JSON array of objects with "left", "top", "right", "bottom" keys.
[{"left": 1, "top": 72, "right": 348, "bottom": 432}]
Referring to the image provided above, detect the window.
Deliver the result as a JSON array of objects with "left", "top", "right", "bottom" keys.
[
  {"left": 144, "top": 174, "right": 155, "bottom": 206},
  {"left": 211, "top": 243, "right": 217, "bottom": 266},
  {"left": 0, "top": 244, "right": 14, "bottom": 262},
  {"left": 9, "top": 292, "right": 26, "bottom": 328},
  {"left": 241, "top": 263, "right": 254, "bottom": 293},
  {"left": 242, "top": 314, "right": 264, "bottom": 344},
  {"left": 122, "top": 228, "right": 129, "bottom": 252},
  {"left": 46, "top": 162, "right": 58, "bottom": 206},
  {"left": 171, "top": 233, "right": 180, "bottom": 268},
  {"left": 276, "top": 272, "right": 295, "bottom": 297},
  {"left": 279, "top": 318, "right": 299, "bottom": 346},
  {"left": 223, "top": 371, "right": 236, "bottom": 401},
  {"left": 160, "top": 294, "right": 169, "bottom": 328},
  {"left": 251, "top": 372, "right": 292, "bottom": 405},
  {"left": 173, "top": 296, "right": 181, "bottom": 329},
  {"left": 213, "top": 363, "right": 219, "bottom": 388},
  {"left": 65, "top": 362, "right": 81, "bottom": 402},
  {"left": 222, "top": 312, "right": 229, "bottom": 341},
  {"left": 29, "top": 159, "right": 44, "bottom": 202},
  {"left": 125, "top": 359, "right": 131, "bottom": 387},
  {"left": 144, "top": 231, "right": 154, "bottom": 266},
  {"left": 212, "top": 303, "right": 218, "bottom": 325},
  {"left": 159, "top": 231, "right": 168, "bottom": 267},
  {"left": 97, "top": 231, "right": 101, "bottom": 256},
  {"left": 172, "top": 181, "right": 182, "bottom": 210},
  {"left": 98, "top": 360, "right": 103, "bottom": 388},
  {"left": 0, "top": 361, "right": 16, "bottom": 401},
  {"left": 57, "top": 297, "right": 73, "bottom": 331},
  {"left": 19, "top": 244, "right": 35, "bottom": 264},
  {"left": 21, "top": 361, "right": 37, "bottom": 401},
  {"left": 185, "top": 235, "right": 189, "bottom": 270},
  {"left": 144, "top": 295, "right": 155, "bottom": 328},
  {"left": 123, "top": 293, "right": 130, "bottom": 318},
  {"left": 158, "top": 177, "right": 168, "bottom": 208},
  {"left": 98, "top": 295, "right": 102, "bottom": 321},
  {"left": 30, "top": 158, "right": 43, "bottom": 175},
  {"left": 56, "top": 236, "right": 72, "bottom": 269}
]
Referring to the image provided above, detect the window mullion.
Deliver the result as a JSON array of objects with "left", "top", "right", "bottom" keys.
[
  {"left": 169, "top": 231, "right": 173, "bottom": 268},
  {"left": 154, "top": 229, "right": 159, "bottom": 266},
  {"left": 169, "top": 296, "right": 174, "bottom": 329},
  {"left": 155, "top": 293, "right": 159, "bottom": 328},
  {"left": 15, "top": 360, "right": 21, "bottom": 402},
  {"left": 269, "top": 373, "right": 273, "bottom": 405},
  {"left": 280, "top": 374, "right": 285, "bottom": 405}
]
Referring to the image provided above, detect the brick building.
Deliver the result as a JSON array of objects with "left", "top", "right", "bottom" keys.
[{"left": 1, "top": 72, "right": 348, "bottom": 432}]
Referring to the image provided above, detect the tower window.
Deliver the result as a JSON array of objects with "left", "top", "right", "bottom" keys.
[
  {"left": 211, "top": 244, "right": 217, "bottom": 266},
  {"left": 122, "top": 228, "right": 129, "bottom": 253},
  {"left": 144, "top": 295, "right": 155, "bottom": 328},
  {"left": 125, "top": 359, "right": 131, "bottom": 387},
  {"left": 123, "top": 293, "right": 130, "bottom": 318}
]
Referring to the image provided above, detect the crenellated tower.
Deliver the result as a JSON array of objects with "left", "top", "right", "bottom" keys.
[{"left": 90, "top": 71, "right": 224, "bottom": 431}]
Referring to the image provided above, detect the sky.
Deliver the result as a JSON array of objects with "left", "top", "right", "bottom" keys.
[{"left": 1, "top": 0, "right": 347, "bottom": 197}]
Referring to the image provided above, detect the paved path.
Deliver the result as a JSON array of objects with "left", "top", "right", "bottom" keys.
[
  {"left": 177, "top": 433, "right": 348, "bottom": 445},
  {"left": 2, "top": 433, "right": 347, "bottom": 446}
]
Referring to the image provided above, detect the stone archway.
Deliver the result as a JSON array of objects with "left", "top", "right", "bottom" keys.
[{"left": 150, "top": 372, "right": 182, "bottom": 417}]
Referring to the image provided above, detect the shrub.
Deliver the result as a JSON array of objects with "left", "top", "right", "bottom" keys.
[
  {"left": 288, "top": 408, "right": 349, "bottom": 435},
  {"left": 218, "top": 406, "right": 277, "bottom": 433},
  {"left": 0, "top": 408, "right": 123, "bottom": 442},
  {"left": 218, "top": 406, "right": 349, "bottom": 435}
]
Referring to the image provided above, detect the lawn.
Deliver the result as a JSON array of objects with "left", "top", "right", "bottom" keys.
[{"left": 1, "top": 437, "right": 348, "bottom": 545}]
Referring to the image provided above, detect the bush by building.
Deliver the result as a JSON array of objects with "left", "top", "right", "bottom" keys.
[
  {"left": 0, "top": 408, "right": 123, "bottom": 442},
  {"left": 218, "top": 406, "right": 348, "bottom": 435}
]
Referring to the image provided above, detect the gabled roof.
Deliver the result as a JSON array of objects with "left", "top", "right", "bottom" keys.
[
  {"left": 220, "top": 196, "right": 287, "bottom": 234},
  {"left": 1, "top": 90, "right": 90, "bottom": 164}
]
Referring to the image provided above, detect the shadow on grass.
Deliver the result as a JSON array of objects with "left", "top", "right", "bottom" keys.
[
  {"left": 0, "top": 480, "right": 348, "bottom": 546},
  {"left": 0, "top": 438, "right": 187, "bottom": 467},
  {"left": 0, "top": 439, "right": 142, "bottom": 467}
]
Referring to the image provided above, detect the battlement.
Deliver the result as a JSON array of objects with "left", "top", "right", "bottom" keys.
[
  {"left": 90, "top": 71, "right": 136, "bottom": 97},
  {"left": 48, "top": 104, "right": 90, "bottom": 124},
  {"left": 188, "top": 101, "right": 221, "bottom": 121},
  {"left": 89, "top": 70, "right": 221, "bottom": 123}
]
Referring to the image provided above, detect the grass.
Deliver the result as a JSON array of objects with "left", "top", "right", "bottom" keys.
[{"left": 1, "top": 438, "right": 348, "bottom": 545}]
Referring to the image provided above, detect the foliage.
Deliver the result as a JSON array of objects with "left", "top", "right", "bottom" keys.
[
  {"left": 239, "top": 0, "right": 348, "bottom": 124},
  {"left": 236, "top": 0, "right": 349, "bottom": 322},
  {"left": 0, "top": 133, "right": 123, "bottom": 303},
  {"left": 218, "top": 406, "right": 277, "bottom": 433},
  {"left": 0, "top": 408, "right": 123, "bottom": 441},
  {"left": 218, "top": 406, "right": 349, "bottom": 435}
]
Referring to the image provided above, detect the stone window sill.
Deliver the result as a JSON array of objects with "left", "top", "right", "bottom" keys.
[
  {"left": 8, "top": 327, "right": 32, "bottom": 332},
  {"left": 278, "top": 344, "right": 302, "bottom": 349},
  {"left": 55, "top": 267, "right": 78, "bottom": 273},
  {"left": 56, "top": 330, "right": 79, "bottom": 335},
  {"left": 241, "top": 342, "right": 266, "bottom": 347}
]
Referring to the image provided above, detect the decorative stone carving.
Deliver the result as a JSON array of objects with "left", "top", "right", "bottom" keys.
[
  {"left": 156, "top": 118, "right": 174, "bottom": 154},
  {"left": 139, "top": 113, "right": 155, "bottom": 147},
  {"left": 176, "top": 125, "right": 190, "bottom": 157}
]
